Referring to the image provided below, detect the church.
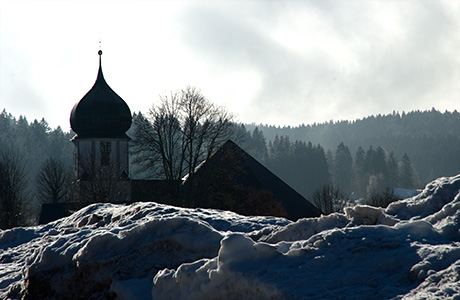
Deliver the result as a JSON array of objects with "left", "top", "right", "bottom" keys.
[
  {"left": 39, "top": 51, "right": 320, "bottom": 224},
  {"left": 69, "top": 50, "right": 132, "bottom": 204}
]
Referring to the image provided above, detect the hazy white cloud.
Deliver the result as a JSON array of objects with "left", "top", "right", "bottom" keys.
[
  {"left": 0, "top": 0, "right": 458, "bottom": 129},
  {"left": 174, "top": 0, "right": 459, "bottom": 125}
]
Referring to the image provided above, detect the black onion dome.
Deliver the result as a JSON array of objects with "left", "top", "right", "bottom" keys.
[{"left": 70, "top": 51, "right": 132, "bottom": 139}]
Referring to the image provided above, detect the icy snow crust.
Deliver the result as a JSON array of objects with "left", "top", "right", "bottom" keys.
[{"left": 1, "top": 175, "right": 460, "bottom": 300}]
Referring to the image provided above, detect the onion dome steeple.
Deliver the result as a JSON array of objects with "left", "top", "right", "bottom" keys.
[{"left": 70, "top": 50, "right": 132, "bottom": 139}]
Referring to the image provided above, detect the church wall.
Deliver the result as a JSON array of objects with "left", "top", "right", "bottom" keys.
[
  {"left": 73, "top": 138, "right": 130, "bottom": 180},
  {"left": 118, "top": 140, "right": 129, "bottom": 176}
]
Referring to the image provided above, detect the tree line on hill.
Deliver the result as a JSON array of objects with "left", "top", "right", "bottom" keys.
[
  {"left": 245, "top": 109, "right": 460, "bottom": 183},
  {"left": 1, "top": 105, "right": 458, "bottom": 228},
  {"left": 0, "top": 110, "right": 74, "bottom": 228},
  {"left": 239, "top": 129, "right": 421, "bottom": 204}
]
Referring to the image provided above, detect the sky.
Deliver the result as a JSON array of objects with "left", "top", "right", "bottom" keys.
[{"left": 0, "top": 0, "right": 459, "bottom": 131}]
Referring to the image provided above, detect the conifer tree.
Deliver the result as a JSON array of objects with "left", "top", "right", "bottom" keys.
[
  {"left": 333, "top": 142, "right": 353, "bottom": 195},
  {"left": 353, "top": 147, "right": 367, "bottom": 197},
  {"left": 399, "top": 153, "right": 414, "bottom": 189},
  {"left": 374, "top": 146, "right": 388, "bottom": 178},
  {"left": 247, "top": 127, "right": 268, "bottom": 162},
  {"left": 386, "top": 151, "right": 399, "bottom": 188}
]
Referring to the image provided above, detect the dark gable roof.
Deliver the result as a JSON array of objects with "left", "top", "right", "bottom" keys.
[
  {"left": 39, "top": 203, "right": 88, "bottom": 225},
  {"left": 70, "top": 51, "right": 132, "bottom": 139},
  {"left": 182, "top": 140, "right": 320, "bottom": 220},
  {"left": 131, "top": 180, "right": 180, "bottom": 205}
]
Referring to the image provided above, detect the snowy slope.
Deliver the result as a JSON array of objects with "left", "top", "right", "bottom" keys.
[
  {"left": 0, "top": 203, "right": 289, "bottom": 299},
  {"left": 1, "top": 174, "right": 460, "bottom": 300}
]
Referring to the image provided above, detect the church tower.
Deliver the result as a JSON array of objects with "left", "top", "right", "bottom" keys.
[{"left": 70, "top": 50, "right": 132, "bottom": 202}]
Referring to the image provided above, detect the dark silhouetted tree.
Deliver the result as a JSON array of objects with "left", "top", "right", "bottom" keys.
[
  {"left": 326, "top": 149, "right": 334, "bottom": 177},
  {"left": 353, "top": 146, "right": 367, "bottom": 197},
  {"left": 267, "top": 137, "right": 330, "bottom": 198},
  {"left": 131, "top": 87, "right": 236, "bottom": 181},
  {"left": 75, "top": 154, "right": 130, "bottom": 204},
  {"left": 365, "top": 186, "right": 400, "bottom": 208},
  {"left": 0, "top": 150, "right": 28, "bottom": 229},
  {"left": 333, "top": 142, "right": 353, "bottom": 195},
  {"left": 246, "top": 127, "right": 268, "bottom": 162},
  {"left": 399, "top": 153, "right": 414, "bottom": 189},
  {"left": 312, "top": 185, "right": 347, "bottom": 215},
  {"left": 373, "top": 146, "right": 388, "bottom": 178},
  {"left": 386, "top": 151, "right": 399, "bottom": 188},
  {"left": 36, "top": 157, "right": 72, "bottom": 204}
]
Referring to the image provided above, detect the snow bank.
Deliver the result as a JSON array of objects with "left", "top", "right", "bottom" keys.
[
  {"left": 0, "top": 203, "right": 288, "bottom": 299},
  {"left": 152, "top": 223, "right": 448, "bottom": 300},
  {"left": 1, "top": 174, "right": 460, "bottom": 299},
  {"left": 153, "top": 174, "right": 460, "bottom": 300},
  {"left": 386, "top": 175, "right": 460, "bottom": 220}
]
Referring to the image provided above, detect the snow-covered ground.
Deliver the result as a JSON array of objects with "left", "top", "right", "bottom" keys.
[{"left": 1, "top": 174, "right": 460, "bottom": 300}]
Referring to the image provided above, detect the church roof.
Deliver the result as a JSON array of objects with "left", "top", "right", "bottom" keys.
[{"left": 70, "top": 50, "right": 132, "bottom": 139}]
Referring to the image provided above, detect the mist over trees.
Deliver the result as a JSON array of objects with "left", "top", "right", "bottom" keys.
[
  {"left": 239, "top": 128, "right": 422, "bottom": 205},
  {"left": 1, "top": 107, "right": 459, "bottom": 227},
  {"left": 0, "top": 110, "right": 73, "bottom": 228},
  {"left": 246, "top": 109, "right": 460, "bottom": 183},
  {"left": 0, "top": 150, "right": 28, "bottom": 228},
  {"left": 264, "top": 135, "right": 330, "bottom": 198}
]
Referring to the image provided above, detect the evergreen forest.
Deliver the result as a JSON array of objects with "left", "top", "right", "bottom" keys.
[
  {"left": 1, "top": 108, "right": 459, "bottom": 228},
  {"left": 245, "top": 109, "right": 460, "bottom": 183}
]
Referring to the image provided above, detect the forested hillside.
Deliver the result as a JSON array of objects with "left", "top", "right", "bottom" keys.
[
  {"left": 245, "top": 109, "right": 460, "bottom": 183},
  {"left": 1, "top": 108, "right": 459, "bottom": 227},
  {"left": 240, "top": 129, "right": 422, "bottom": 211},
  {"left": 0, "top": 110, "right": 73, "bottom": 182},
  {"left": 0, "top": 110, "right": 73, "bottom": 227}
]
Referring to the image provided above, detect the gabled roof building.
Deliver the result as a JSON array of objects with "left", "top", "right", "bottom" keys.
[{"left": 181, "top": 140, "right": 320, "bottom": 221}]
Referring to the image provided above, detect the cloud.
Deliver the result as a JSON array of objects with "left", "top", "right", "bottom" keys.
[
  {"left": 175, "top": 0, "right": 459, "bottom": 125},
  {"left": 176, "top": 2, "right": 336, "bottom": 123},
  {"left": 0, "top": 0, "right": 458, "bottom": 128},
  {"left": 344, "top": 0, "right": 460, "bottom": 112}
]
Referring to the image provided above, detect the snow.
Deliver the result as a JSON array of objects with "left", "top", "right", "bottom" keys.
[
  {"left": 1, "top": 174, "right": 460, "bottom": 300},
  {"left": 393, "top": 188, "right": 421, "bottom": 200}
]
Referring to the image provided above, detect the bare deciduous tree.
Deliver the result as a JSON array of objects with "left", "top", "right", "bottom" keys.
[
  {"left": 131, "top": 86, "right": 236, "bottom": 181},
  {"left": 312, "top": 185, "right": 347, "bottom": 215},
  {"left": 36, "top": 157, "right": 72, "bottom": 204},
  {"left": 364, "top": 186, "right": 400, "bottom": 208},
  {"left": 181, "top": 86, "right": 235, "bottom": 176},
  {"left": 0, "top": 150, "right": 27, "bottom": 229},
  {"left": 74, "top": 154, "right": 130, "bottom": 204},
  {"left": 131, "top": 92, "right": 184, "bottom": 180}
]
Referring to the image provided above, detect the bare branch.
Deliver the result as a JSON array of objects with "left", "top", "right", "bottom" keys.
[
  {"left": 131, "top": 86, "right": 236, "bottom": 185},
  {"left": 36, "top": 157, "right": 71, "bottom": 204},
  {"left": 0, "top": 150, "right": 28, "bottom": 229}
]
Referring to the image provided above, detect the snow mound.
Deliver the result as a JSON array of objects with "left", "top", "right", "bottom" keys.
[
  {"left": 0, "top": 202, "right": 288, "bottom": 299},
  {"left": 1, "top": 174, "right": 459, "bottom": 299},
  {"left": 153, "top": 174, "right": 460, "bottom": 300},
  {"left": 386, "top": 175, "right": 460, "bottom": 221}
]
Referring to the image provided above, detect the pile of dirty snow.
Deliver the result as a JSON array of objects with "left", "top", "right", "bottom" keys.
[{"left": 1, "top": 174, "right": 459, "bottom": 300}]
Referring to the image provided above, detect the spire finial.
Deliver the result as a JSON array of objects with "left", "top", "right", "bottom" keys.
[
  {"left": 98, "top": 38, "right": 102, "bottom": 56},
  {"left": 97, "top": 39, "right": 104, "bottom": 80}
]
